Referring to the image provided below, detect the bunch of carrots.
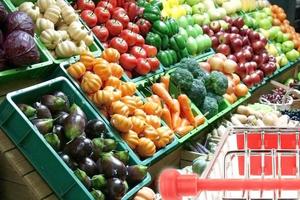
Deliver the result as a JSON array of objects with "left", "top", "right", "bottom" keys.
[
  {"left": 148, "top": 75, "right": 206, "bottom": 137},
  {"left": 271, "top": 5, "right": 300, "bottom": 51}
]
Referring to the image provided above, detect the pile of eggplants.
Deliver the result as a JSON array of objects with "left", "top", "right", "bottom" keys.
[{"left": 18, "top": 91, "right": 148, "bottom": 200}]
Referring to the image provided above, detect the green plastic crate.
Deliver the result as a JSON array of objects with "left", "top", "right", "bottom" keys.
[
  {"left": 4, "top": 0, "right": 103, "bottom": 64},
  {"left": 0, "top": 77, "right": 151, "bottom": 200},
  {"left": 0, "top": 37, "right": 53, "bottom": 83},
  {"left": 136, "top": 73, "right": 209, "bottom": 143},
  {"left": 51, "top": 62, "right": 179, "bottom": 166}
]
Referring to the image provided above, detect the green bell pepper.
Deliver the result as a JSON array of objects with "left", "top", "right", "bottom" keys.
[
  {"left": 178, "top": 48, "right": 189, "bottom": 60},
  {"left": 161, "top": 35, "right": 169, "bottom": 50},
  {"left": 168, "top": 50, "right": 178, "bottom": 64},
  {"left": 145, "top": 32, "right": 162, "bottom": 50},
  {"left": 143, "top": 5, "right": 161, "bottom": 23},
  {"left": 152, "top": 20, "right": 170, "bottom": 37},
  {"left": 137, "top": 0, "right": 150, "bottom": 7},
  {"left": 150, "top": 0, "right": 163, "bottom": 10},
  {"left": 165, "top": 19, "right": 179, "bottom": 36},
  {"left": 157, "top": 51, "right": 171, "bottom": 67},
  {"left": 170, "top": 34, "right": 186, "bottom": 51}
]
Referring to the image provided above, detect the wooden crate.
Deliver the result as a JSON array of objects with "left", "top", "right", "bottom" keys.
[{"left": 0, "top": 130, "right": 58, "bottom": 200}]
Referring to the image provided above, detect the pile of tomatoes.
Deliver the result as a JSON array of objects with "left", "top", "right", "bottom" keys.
[{"left": 76, "top": 0, "right": 160, "bottom": 78}]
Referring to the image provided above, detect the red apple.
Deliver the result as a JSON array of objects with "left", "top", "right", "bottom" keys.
[
  {"left": 240, "top": 28, "right": 250, "bottom": 36},
  {"left": 261, "top": 52, "right": 269, "bottom": 64},
  {"left": 210, "top": 21, "right": 221, "bottom": 33},
  {"left": 256, "top": 69, "right": 264, "bottom": 80},
  {"left": 245, "top": 62, "right": 255, "bottom": 74},
  {"left": 243, "top": 75, "right": 254, "bottom": 87},
  {"left": 224, "top": 16, "right": 233, "bottom": 25},
  {"left": 231, "top": 38, "right": 243, "bottom": 52},
  {"left": 230, "top": 26, "right": 239, "bottom": 34},
  {"left": 217, "top": 44, "right": 231, "bottom": 56},
  {"left": 202, "top": 25, "right": 210, "bottom": 34},
  {"left": 235, "top": 52, "right": 246, "bottom": 63},
  {"left": 236, "top": 63, "right": 247, "bottom": 78},
  {"left": 207, "top": 29, "right": 214, "bottom": 37},
  {"left": 211, "top": 36, "right": 219, "bottom": 49},
  {"left": 248, "top": 31, "right": 260, "bottom": 42},
  {"left": 250, "top": 72, "right": 261, "bottom": 85},
  {"left": 227, "top": 54, "right": 237, "bottom": 62},
  {"left": 268, "top": 55, "right": 276, "bottom": 63},
  {"left": 233, "top": 17, "right": 244, "bottom": 29},
  {"left": 252, "top": 41, "right": 265, "bottom": 54},
  {"left": 243, "top": 49, "right": 252, "bottom": 61},
  {"left": 242, "top": 37, "right": 250, "bottom": 46},
  {"left": 219, "top": 33, "right": 230, "bottom": 44}
]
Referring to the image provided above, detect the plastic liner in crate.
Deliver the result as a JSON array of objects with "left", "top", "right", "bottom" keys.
[
  {"left": 0, "top": 37, "right": 53, "bottom": 83},
  {"left": 4, "top": 0, "right": 103, "bottom": 64},
  {"left": 0, "top": 77, "right": 151, "bottom": 200},
  {"left": 136, "top": 72, "right": 209, "bottom": 144},
  {"left": 51, "top": 61, "right": 179, "bottom": 166}
]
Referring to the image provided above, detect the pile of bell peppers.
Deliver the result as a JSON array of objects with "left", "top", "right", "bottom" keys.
[{"left": 139, "top": 0, "right": 190, "bottom": 68}]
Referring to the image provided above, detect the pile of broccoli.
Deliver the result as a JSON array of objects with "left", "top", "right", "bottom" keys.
[{"left": 170, "top": 58, "right": 228, "bottom": 119}]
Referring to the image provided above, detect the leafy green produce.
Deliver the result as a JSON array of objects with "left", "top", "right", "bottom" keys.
[
  {"left": 186, "top": 79, "right": 207, "bottom": 107},
  {"left": 205, "top": 71, "right": 228, "bottom": 95},
  {"left": 200, "top": 96, "right": 219, "bottom": 118},
  {"left": 170, "top": 68, "right": 194, "bottom": 91},
  {"left": 207, "top": 92, "right": 224, "bottom": 104},
  {"left": 175, "top": 57, "right": 208, "bottom": 79}
]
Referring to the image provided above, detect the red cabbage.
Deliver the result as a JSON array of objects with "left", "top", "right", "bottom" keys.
[
  {"left": 4, "top": 31, "right": 40, "bottom": 67},
  {"left": 6, "top": 11, "right": 34, "bottom": 36},
  {"left": 0, "top": 2, "right": 8, "bottom": 26}
]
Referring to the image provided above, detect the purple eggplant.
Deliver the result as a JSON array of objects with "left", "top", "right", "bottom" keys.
[
  {"left": 0, "top": 48, "right": 6, "bottom": 71},
  {"left": 31, "top": 118, "right": 53, "bottom": 135},
  {"left": 44, "top": 133, "right": 60, "bottom": 151},
  {"left": 106, "top": 178, "right": 128, "bottom": 200},
  {"left": 0, "top": 2, "right": 8, "bottom": 25},
  {"left": 85, "top": 119, "right": 107, "bottom": 139},
  {"left": 74, "top": 169, "right": 91, "bottom": 190},
  {"left": 58, "top": 152, "right": 77, "bottom": 170},
  {"left": 63, "top": 114, "right": 86, "bottom": 140},
  {"left": 41, "top": 95, "right": 67, "bottom": 113},
  {"left": 126, "top": 165, "right": 147, "bottom": 184},
  {"left": 0, "top": 30, "right": 3, "bottom": 46},
  {"left": 69, "top": 103, "right": 87, "bottom": 123},
  {"left": 91, "top": 190, "right": 105, "bottom": 200},
  {"left": 79, "top": 157, "right": 98, "bottom": 177},
  {"left": 53, "top": 91, "right": 70, "bottom": 110},
  {"left": 18, "top": 103, "right": 36, "bottom": 118},
  {"left": 97, "top": 154, "right": 127, "bottom": 180},
  {"left": 64, "top": 136, "right": 93, "bottom": 161},
  {"left": 33, "top": 102, "right": 52, "bottom": 119},
  {"left": 53, "top": 125, "right": 67, "bottom": 148},
  {"left": 91, "top": 174, "right": 107, "bottom": 190},
  {"left": 54, "top": 111, "right": 69, "bottom": 126}
]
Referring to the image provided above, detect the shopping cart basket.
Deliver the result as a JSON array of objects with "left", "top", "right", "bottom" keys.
[{"left": 159, "top": 127, "right": 300, "bottom": 200}]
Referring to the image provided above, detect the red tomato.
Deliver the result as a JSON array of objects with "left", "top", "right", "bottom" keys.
[
  {"left": 135, "top": 34, "right": 145, "bottom": 46},
  {"left": 147, "top": 57, "right": 160, "bottom": 72},
  {"left": 80, "top": 10, "right": 97, "bottom": 28},
  {"left": 135, "top": 58, "right": 151, "bottom": 75},
  {"left": 127, "top": 22, "right": 140, "bottom": 34},
  {"left": 112, "top": 7, "right": 126, "bottom": 16},
  {"left": 120, "top": 53, "right": 137, "bottom": 71},
  {"left": 112, "top": 11, "right": 129, "bottom": 28},
  {"left": 77, "top": 0, "right": 95, "bottom": 11},
  {"left": 136, "top": 18, "right": 152, "bottom": 37},
  {"left": 94, "top": 7, "right": 111, "bottom": 24},
  {"left": 123, "top": 2, "right": 139, "bottom": 22},
  {"left": 102, "top": 0, "right": 117, "bottom": 7},
  {"left": 130, "top": 46, "right": 147, "bottom": 59},
  {"left": 105, "top": 19, "right": 123, "bottom": 36},
  {"left": 119, "top": 29, "right": 137, "bottom": 46},
  {"left": 142, "top": 44, "right": 157, "bottom": 57},
  {"left": 96, "top": 1, "right": 114, "bottom": 13},
  {"left": 92, "top": 25, "right": 109, "bottom": 42},
  {"left": 109, "top": 37, "right": 128, "bottom": 54}
]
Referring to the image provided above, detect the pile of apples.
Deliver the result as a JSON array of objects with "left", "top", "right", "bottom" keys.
[
  {"left": 76, "top": 0, "right": 160, "bottom": 78},
  {"left": 205, "top": 17, "right": 277, "bottom": 88}
]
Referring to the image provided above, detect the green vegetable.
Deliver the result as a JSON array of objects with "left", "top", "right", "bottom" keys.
[
  {"left": 205, "top": 71, "right": 228, "bottom": 95},
  {"left": 150, "top": 0, "right": 163, "bottom": 10},
  {"left": 18, "top": 103, "right": 36, "bottom": 118},
  {"left": 186, "top": 79, "right": 207, "bottom": 106},
  {"left": 161, "top": 35, "right": 169, "bottom": 50},
  {"left": 91, "top": 189, "right": 105, "bottom": 200},
  {"left": 192, "top": 157, "right": 208, "bottom": 175},
  {"left": 170, "top": 68, "right": 194, "bottom": 91},
  {"left": 157, "top": 50, "right": 171, "bottom": 67},
  {"left": 91, "top": 175, "right": 107, "bottom": 190},
  {"left": 207, "top": 92, "right": 224, "bottom": 105},
  {"left": 200, "top": 96, "right": 218, "bottom": 118},
  {"left": 143, "top": 5, "right": 161, "bottom": 22},
  {"left": 145, "top": 32, "right": 161, "bottom": 50},
  {"left": 152, "top": 20, "right": 170, "bottom": 36},
  {"left": 165, "top": 18, "right": 179, "bottom": 36},
  {"left": 178, "top": 48, "right": 189, "bottom": 60},
  {"left": 168, "top": 49, "right": 177, "bottom": 64},
  {"left": 170, "top": 34, "right": 186, "bottom": 51},
  {"left": 174, "top": 57, "right": 208, "bottom": 79},
  {"left": 44, "top": 133, "right": 60, "bottom": 151}
]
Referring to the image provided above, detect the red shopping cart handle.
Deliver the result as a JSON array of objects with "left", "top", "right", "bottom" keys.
[{"left": 159, "top": 169, "right": 300, "bottom": 200}]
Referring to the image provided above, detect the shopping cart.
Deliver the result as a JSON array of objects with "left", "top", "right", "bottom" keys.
[{"left": 159, "top": 127, "right": 300, "bottom": 200}]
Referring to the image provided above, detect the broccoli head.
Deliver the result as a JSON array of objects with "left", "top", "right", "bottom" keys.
[
  {"left": 205, "top": 71, "right": 228, "bottom": 95},
  {"left": 207, "top": 92, "right": 224, "bottom": 105},
  {"left": 200, "top": 96, "right": 219, "bottom": 119},
  {"left": 187, "top": 79, "right": 207, "bottom": 107},
  {"left": 170, "top": 68, "right": 194, "bottom": 91},
  {"left": 176, "top": 57, "right": 208, "bottom": 79}
]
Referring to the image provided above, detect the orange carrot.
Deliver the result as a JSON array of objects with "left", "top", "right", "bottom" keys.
[
  {"left": 150, "top": 95, "right": 162, "bottom": 106},
  {"left": 195, "top": 115, "right": 206, "bottom": 127},
  {"left": 162, "top": 107, "right": 173, "bottom": 129},
  {"left": 172, "top": 112, "right": 182, "bottom": 130},
  {"left": 151, "top": 83, "right": 176, "bottom": 112},
  {"left": 180, "top": 118, "right": 191, "bottom": 127},
  {"left": 176, "top": 125, "right": 194, "bottom": 137},
  {"left": 160, "top": 75, "right": 170, "bottom": 92},
  {"left": 178, "top": 94, "right": 195, "bottom": 126},
  {"left": 172, "top": 99, "right": 180, "bottom": 113}
]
